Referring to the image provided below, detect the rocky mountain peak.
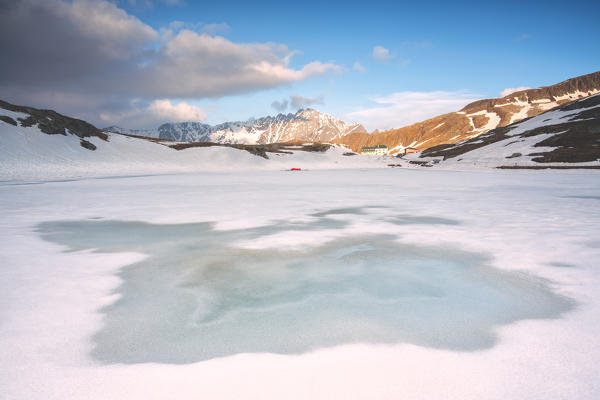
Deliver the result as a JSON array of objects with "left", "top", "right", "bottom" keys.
[{"left": 153, "top": 108, "right": 366, "bottom": 144}]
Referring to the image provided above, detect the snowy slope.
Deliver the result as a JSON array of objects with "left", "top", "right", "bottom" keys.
[
  {"left": 0, "top": 101, "right": 387, "bottom": 181},
  {"left": 405, "top": 94, "right": 600, "bottom": 169}
]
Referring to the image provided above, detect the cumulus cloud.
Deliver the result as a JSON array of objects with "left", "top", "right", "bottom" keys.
[
  {"left": 346, "top": 91, "right": 481, "bottom": 131},
  {"left": 128, "top": 0, "right": 184, "bottom": 7},
  {"left": 499, "top": 86, "right": 531, "bottom": 97},
  {"left": 201, "top": 23, "right": 230, "bottom": 35},
  {"left": 353, "top": 61, "right": 366, "bottom": 73},
  {"left": 0, "top": 0, "right": 156, "bottom": 84},
  {"left": 271, "top": 95, "right": 324, "bottom": 112},
  {"left": 142, "top": 31, "right": 341, "bottom": 98},
  {"left": 100, "top": 99, "right": 206, "bottom": 128},
  {"left": 162, "top": 21, "right": 230, "bottom": 38},
  {"left": 373, "top": 46, "right": 392, "bottom": 61},
  {"left": 271, "top": 99, "right": 289, "bottom": 112},
  {"left": 0, "top": 0, "right": 342, "bottom": 127},
  {"left": 169, "top": 20, "right": 185, "bottom": 29},
  {"left": 290, "top": 95, "right": 324, "bottom": 109}
]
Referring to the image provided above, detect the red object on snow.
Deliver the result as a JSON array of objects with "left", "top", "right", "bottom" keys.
[{"left": 291, "top": 168, "right": 301, "bottom": 171}]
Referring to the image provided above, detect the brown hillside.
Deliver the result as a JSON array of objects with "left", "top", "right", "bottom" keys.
[{"left": 337, "top": 71, "right": 600, "bottom": 155}]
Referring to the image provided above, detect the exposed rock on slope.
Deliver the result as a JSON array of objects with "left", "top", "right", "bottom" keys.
[
  {"left": 169, "top": 141, "right": 332, "bottom": 159},
  {"left": 1, "top": 99, "right": 108, "bottom": 150},
  {"left": 106, "top": 109, "right": 366, "bottom": 145},
  {"left": 337, "top": 71, "right": 600, "bottom": 155},
  {"left": 411, "top": 93, "right": 600, "bottom": 168}
]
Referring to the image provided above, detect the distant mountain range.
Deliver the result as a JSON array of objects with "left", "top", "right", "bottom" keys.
[
  {"left": 336, "top": 71, "right": 600, "bottom": 155},
  {"left": 105, "top": 109, "right": 366, "bottom": 144},
  {"left": 105, "top": 71, "right": 600, "bottom": 156}
]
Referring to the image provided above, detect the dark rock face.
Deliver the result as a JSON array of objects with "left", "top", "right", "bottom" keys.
[
  {"left": 79, "top": 139, "right": 97, "bottom": 151},
  {"left": 0, "top": 99, "right": 107, "bottom": 142},
  {"left": 0, "top": 115, "right": 17, "bottom": 126}
]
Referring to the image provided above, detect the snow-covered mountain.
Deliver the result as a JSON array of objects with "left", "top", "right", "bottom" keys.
[
  {"left": 105, "top": 109, "right": 367, "bottom": 144},
  {"left": 0, "top": 100, "right": 384, "bottom": 181},
  {"left": 405, "top": 93, "right": 600, "bottom": 169},
  {"left": 338, "top": 71, "right": 600, "bottom": 155}
]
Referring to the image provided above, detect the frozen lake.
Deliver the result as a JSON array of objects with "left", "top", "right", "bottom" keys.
[
  {"left": 38, "top": 216, "right": 571, "bottom": 363},
  {"left": 1, "top": 169, "right": 599, "bottom": 399}
]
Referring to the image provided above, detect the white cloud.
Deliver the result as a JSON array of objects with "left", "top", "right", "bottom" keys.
[
  {"left": 69, "top": 0, "right": 158, "bottom": 60},
  {"left": 0, "top": 0, "right": 157, "bottom": 87},
  {"left": 353, "top": 61, "right": 366, "bottom": 73},
  {"left": 139, "top": 30, "right": 342, "bottom": 98},
  {"left": 373, "top": 46, "right": 392, "bottom": 61},
  {"left": 271, "top": 94, "right": 324, "bottom": 112},
  {"left": 516, "top": 33, "right": 531, "bottom": 41},
  {"left": 128, "top": 0, "right": 184, "bottom": 7},
  {"left": 271, "top": 99, "right": 289, "bottom": 112},
  {"left": 346, "top": 91, "right": 481, "bottom": 131},
  {"left": 290, "top": 94, "right": 324, "bottom": 109},
  {"left": 499, "top": 86, "right": 531, "bottom": 97},
  {"left": 169, "top": 20, "right": 185, "bottom": 29},
  {"left": 201, "top": 23, "right": 230, "bottom": 35},
  {"left": 100, "top": 99, "right": 206, "bottom": 128},
  {"left": 0, "top": 0, "right": 342, "bottom": 126}
]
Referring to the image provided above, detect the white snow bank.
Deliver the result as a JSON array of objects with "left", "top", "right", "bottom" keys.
[
  {"left": 0, "top": 109, "right": 30, "bottom": 120},
  {"left": 0, "top": 123, "right": 388, "bottom": 181}
]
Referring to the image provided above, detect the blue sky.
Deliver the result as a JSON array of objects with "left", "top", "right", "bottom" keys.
[{"left": 1, "top": 0, "right": 599, "bottom": 130}]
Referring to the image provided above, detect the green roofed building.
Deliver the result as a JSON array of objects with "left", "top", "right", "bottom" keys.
[{"left": 361, "top": 145, "right": 388, "bottom": 156}]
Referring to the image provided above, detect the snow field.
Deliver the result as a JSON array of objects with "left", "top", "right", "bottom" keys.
[{"left": 0, "top": 169, "right": 599, "bottom": 399}]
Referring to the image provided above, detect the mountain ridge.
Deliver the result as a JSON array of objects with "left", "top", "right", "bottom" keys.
[
  {"left": 105, "top": 108, "right": 367, "bottom": 145},
  {"left": 103, "top": 71, "right": 600, "bottom": 151},
  {"left": 336, "top": 70, "right": 600, "bottom": 155},
  {"left": 403, "top": 93, "right": 600, "bottom": 168}
]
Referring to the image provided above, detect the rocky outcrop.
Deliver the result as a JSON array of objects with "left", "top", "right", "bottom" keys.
[
  {"left": 1, "top": 99, "right": 108, "bottom": 150},
  {"left": 1, "top": 99, "right": 107, "bottom": 141},
  {"left": 169, "top": 141, "right": 332, "bottom": 159}
]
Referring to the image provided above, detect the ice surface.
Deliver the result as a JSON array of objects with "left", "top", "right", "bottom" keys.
[
  {"left": 1, "top": 169, "right": 600, "bottom": 400},
  {"left": 37, "top": 212, "right": 571, "bottom": 363}
]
